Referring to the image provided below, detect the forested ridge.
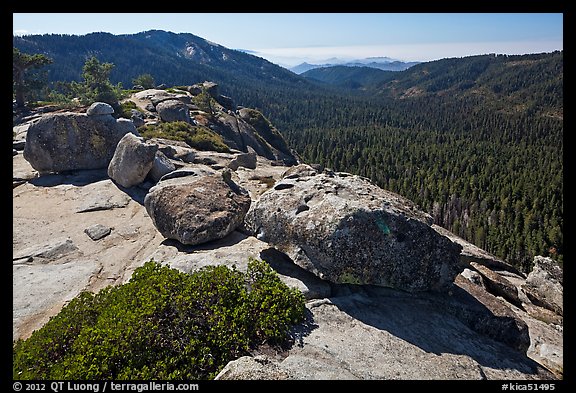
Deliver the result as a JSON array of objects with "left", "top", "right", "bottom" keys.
[{"left": 13, "top": 32, "right": 563, "bottom": 271}]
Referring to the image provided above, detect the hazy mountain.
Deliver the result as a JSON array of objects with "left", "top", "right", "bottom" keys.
[
  {"left": 301, "top": 66, "right": 396, "bottom": 89},
  {"left": 290, "top": 57, "right": 419, "bottom": 74}
]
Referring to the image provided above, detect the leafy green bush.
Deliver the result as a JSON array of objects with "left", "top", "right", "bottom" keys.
[
  {"left": 13, "top": 259, "right": 306, "bottom": 380},
  {"left": 117, "top": 100, "right": 140, "bottom": 119},
  {"left": 139, "top": 121, "right": 230, "bottom": 153}
]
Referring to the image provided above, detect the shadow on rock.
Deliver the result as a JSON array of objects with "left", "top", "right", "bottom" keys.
[
  {"left": 289, "top": 308, "right": 319, "bottom": 348},
  {"left": 329, "top": 284, "right": 547, "bottom": 376},
  {"left": 113, "top": 181, "right": 150, "bottom": 206},
  {"left": 30, "top": 168, "right": 109, "bottom": 187},
  {"left": 159, "top": 230, "right": 250, "bottom": 253}
]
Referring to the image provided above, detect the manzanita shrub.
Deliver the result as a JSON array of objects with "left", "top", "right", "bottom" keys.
[{"left": 13, "top": 259, "right": 306, "bottom": 380}]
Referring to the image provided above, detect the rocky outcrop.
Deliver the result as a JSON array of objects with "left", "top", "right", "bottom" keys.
[
  {"left": 107, "top": 133, "right": 158, "bottom": 188},
  {"left": 155, "top": 99, "right": 190, "bottom": 123},
  {"left": 522, "top": 256, "right": 563, "bottom": 316},
  {"left": 129, "top": 88, "right": 298, "bottom": 166},
  {"left": 144, "top": 172, "right": 251, "bottom": 245},
  {"left": 245, "top": 164, "right": 462, "bottom": 292},
  {"left": 23, "top": 106, "right": 136, "bottom": 174}
]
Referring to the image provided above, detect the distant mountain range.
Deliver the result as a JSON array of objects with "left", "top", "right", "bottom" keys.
[
  {"left": 13, "top": 31, "right": 562, "bottom": 114},
  {"left": 301, "top": 66, "right": 396, "bottom": 89},
  {"left": 290, "top": 57, "right": 420, "bottom": 74}
]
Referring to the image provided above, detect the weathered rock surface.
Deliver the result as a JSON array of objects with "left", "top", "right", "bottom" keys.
[
  {"left": 155, "top": 99, "right": 190, "bottom": 123},
  {"left": 522, "top": 256, "right": 563, "bottom": 316},
  {"left": 76, "top": 179, "right": 133, "bottom": 212},
  {"left": 13, "top": 238, "right": 78, "bottom": 263},
  {"left": 13, "top": 161, "right": 165, "bottom": 340},
  {"left": 144, "top": 173, "right": 251, "bottom": 245},
  {"left": 219, "top": 285, "right": 553, "bottom": 380},
  {"left": 23, "top": 111, "right": 136, "bottom": 174},
  {"left": 215, "top": 356, "right": 289, "bottom": 380},
  {"left": 245, "top": 164, "right": 462, "bottom": 292},
  {"left": 107, "top": 133, "right": 158, "bottom": 188}
]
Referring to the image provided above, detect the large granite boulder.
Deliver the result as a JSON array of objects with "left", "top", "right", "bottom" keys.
[
  {"left": 23, "top": 110, "right": 136, "bottom": 174},
  {"left": 522, "top": 256, "right": 563, "bottom": 315},
  {"left": 144, "top": 172, "right": 251, "bottom": 245},
  {"left": 107, "top": 133, "right": 158, "bottom": 188},
  {"left": 245, "top": 164, "right": 462, "bottom": 292},
  {"left": 155, "top": 99, "right": 190, "bottom": 123}
]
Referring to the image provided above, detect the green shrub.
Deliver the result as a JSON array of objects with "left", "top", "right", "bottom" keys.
[
  {"left": 13, "top": 259, "right": 306, "bottom": 380},
  {"left": 139, "top": 121, "right": 230, "bottom": 153},
  {"left": 117, "top": 100, "right": 139, "bottom": 119}
]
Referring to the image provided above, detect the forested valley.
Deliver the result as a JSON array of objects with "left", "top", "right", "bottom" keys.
[{"left": 14, "top": 32, "right": 563, "bottom": 271}]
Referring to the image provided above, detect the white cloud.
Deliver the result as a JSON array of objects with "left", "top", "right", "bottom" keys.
[{"left": 13, "top": 29, "right": 29, "bottom": 36}]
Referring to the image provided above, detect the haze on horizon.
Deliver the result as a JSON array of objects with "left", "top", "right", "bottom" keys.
[{"left": 12, "top": 13, "right": 563, "bottom": 66}]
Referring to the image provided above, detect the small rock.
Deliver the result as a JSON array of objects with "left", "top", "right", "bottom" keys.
[
  {"left": 460, "top": 268, "right": 483, "bottom": 286},
  {"left": 228, "top": 151, "right": 257, "bottom": 170},
  {"left": 86, "top": 102, "right": 115, "bottom": 116},
  {"left": 84, "top": 224, "right": 112, "bottom": 241},
  {"left": 155, "top": 100, "right": 190, "bottom": 123}
]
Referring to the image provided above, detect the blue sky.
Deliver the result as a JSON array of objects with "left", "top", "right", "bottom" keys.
[{"left": 13, "top": 13, "right": 563, "bottom": 66}]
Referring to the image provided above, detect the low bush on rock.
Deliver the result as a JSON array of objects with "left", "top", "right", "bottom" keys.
[
  {"left": 139, "top": 121, "right": 230, "bottom": 153},
  {"left": 117, "top": 100, "right": 139, "bottom": 119},
  {"left": 13, "top": 259, "right": 305, "bottom": 380}
]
